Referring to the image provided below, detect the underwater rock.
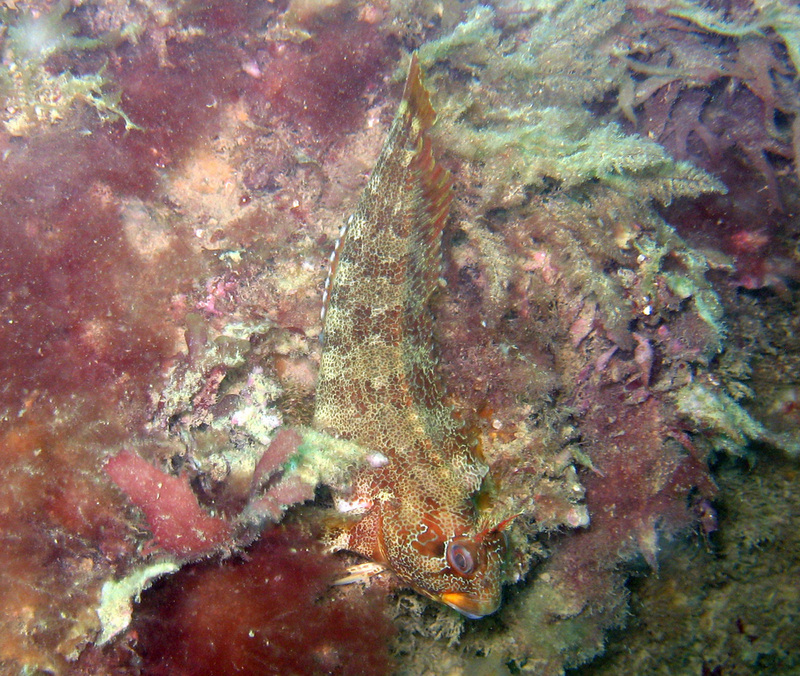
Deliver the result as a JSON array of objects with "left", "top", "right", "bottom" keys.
[{"left": 0, "top": 0, "right": 797, "bottom": 673}]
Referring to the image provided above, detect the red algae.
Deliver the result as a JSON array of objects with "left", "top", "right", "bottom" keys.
[
  {"left": 110, "top": 38, "right": 242, "bottom": 173},
  {"left": 0, "top": 185, "right": 180, "bottom": 417},
  {"left": 106, "top": 451, "right": 234, "bottom": 558},
  {"left": 661, "top": 187, "right": 800, "bottom": 294},
  {"left": 0, "top": 2, "right": 271, "bottom": 670},
  {"left": 0, "top": 416, "right": 137, "bottom": 670},
  {"left": 0, "top": 13, "right": 252, "bottom": 418},
  {"left": 615, "top": 5, "right": 800, "bottom": 291},
  {"left": 576, "top": 393, "right": 716, "bottom": 566},
  {"left": 0, "top": 0, "right": 404, "bottom": 667},
  {"left": 132, "top": 527, "right": 394, "bottom": 676},
  {"left": 244, "top": 21, "right": 396, "bottom": 143}
]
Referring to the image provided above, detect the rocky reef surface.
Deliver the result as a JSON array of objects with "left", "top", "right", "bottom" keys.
[{"left": 0, "top": 0, "right": 797, "bottom": 674}]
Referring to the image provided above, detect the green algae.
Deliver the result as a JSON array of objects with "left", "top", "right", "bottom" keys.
[
  {"left": 636, "top": 227, "right": 727, "bottom": 351},
  {"left": 0, "top": 0, "right": 140, "bottom": 135},
  {"left": 414, "top": 2, "right": 725, "bottom": 204},
  {"left": 239, "top": 427, "right": 370, "bottom": 527},
  {"left": 96, "top": 560, "right": 179, "bottom": 646},
  {"left": 405, "top": 1, "right": 729, "bottom": 355},
  {"left": 289, "top": 427, "right": 369, "bottom": 488},
  {"left": 677, "top": 381, "right": 769, "bottom": 452},
  {"left": 676, "top": 381, "right": 800, "bottom": 457}
]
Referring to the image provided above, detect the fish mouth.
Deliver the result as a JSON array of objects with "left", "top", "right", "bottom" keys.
[{"left": 440, "top": 591, "right": 500, "bottom": 619}]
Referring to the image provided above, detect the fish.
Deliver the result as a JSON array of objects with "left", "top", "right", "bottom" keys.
[{"left": 312, "top": 55, "right": 509, "bottom": 618}]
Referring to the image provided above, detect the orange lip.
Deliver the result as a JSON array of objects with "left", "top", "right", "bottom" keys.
[{"left": 440, "top": 592, "right": 500, "bottom": 619}]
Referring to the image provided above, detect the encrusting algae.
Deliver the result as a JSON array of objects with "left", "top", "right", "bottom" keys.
[{"left": 313, "top": 55, "right": 513, "bottom": 618}]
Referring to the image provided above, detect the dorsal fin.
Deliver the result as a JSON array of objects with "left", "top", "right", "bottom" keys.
[
  {"left": 403, "top": 55, "right": 454, "bottom": 306},
  {"left": 393, "top": 57, "right": 456, "bottom": 436},
  {"left": 403, "top": 54, "right": 437, "bottom": 133}
]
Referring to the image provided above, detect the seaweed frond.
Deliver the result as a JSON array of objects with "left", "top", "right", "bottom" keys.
[
  {"left": 420, "top": 2, "right": 724, "bottom": 206},
  {"left": 669, "top": 0, "right": 800, "bottom": 74},
  {"left": 0, "top": 0, "right": 140, "bottom": 135}
]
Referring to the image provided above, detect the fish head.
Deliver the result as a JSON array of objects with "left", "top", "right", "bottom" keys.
[{"left": 383, "top": 509, "right": 511, "bottom": 619}]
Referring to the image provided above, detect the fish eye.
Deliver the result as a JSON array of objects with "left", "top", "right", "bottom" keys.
[{"left": 446, "top": 539, "right": 476, "bottom": 576}]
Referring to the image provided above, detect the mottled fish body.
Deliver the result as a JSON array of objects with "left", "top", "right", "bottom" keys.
[{"left": 313, "top": 55, "right": 506, "bottom": 618}]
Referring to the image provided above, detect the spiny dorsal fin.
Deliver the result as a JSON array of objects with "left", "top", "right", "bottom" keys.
[
  {"left": 401, "top": 54, "right": 454, "bottom": 307},
  {"left": 403, "top": 54, "right": 437, "bottom": 134}
]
